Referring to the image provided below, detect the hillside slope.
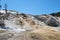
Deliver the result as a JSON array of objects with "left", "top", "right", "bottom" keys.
[{"left": 0, "top": 10, "right": 60, "bottom": 40}]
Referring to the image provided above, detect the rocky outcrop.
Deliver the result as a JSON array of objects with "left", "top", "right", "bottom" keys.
[
  {"left": 0, "top": 10, "right": 60, "bottom": 29},
  {"left": 35, "top": 15, "right": 60, "bottom": 27}
]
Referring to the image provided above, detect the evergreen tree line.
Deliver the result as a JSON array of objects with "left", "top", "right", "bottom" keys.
[{"left": 50, "top": 12, "right": 60, "bottom": 17}]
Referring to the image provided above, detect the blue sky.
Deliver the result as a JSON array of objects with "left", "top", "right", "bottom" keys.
[{"left": 1, "top": 0, "right": 60, "bottom": 15}]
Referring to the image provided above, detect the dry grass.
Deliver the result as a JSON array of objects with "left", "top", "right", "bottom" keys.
[
  {"left": 29, "top": 27, "right": 60, "bottom": 40},
  {"left": 0, "top": 27, "right": 60, "bottom": 40},
  {"left": 0, "top": 30, "right": 6, "bottom": 33}
]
